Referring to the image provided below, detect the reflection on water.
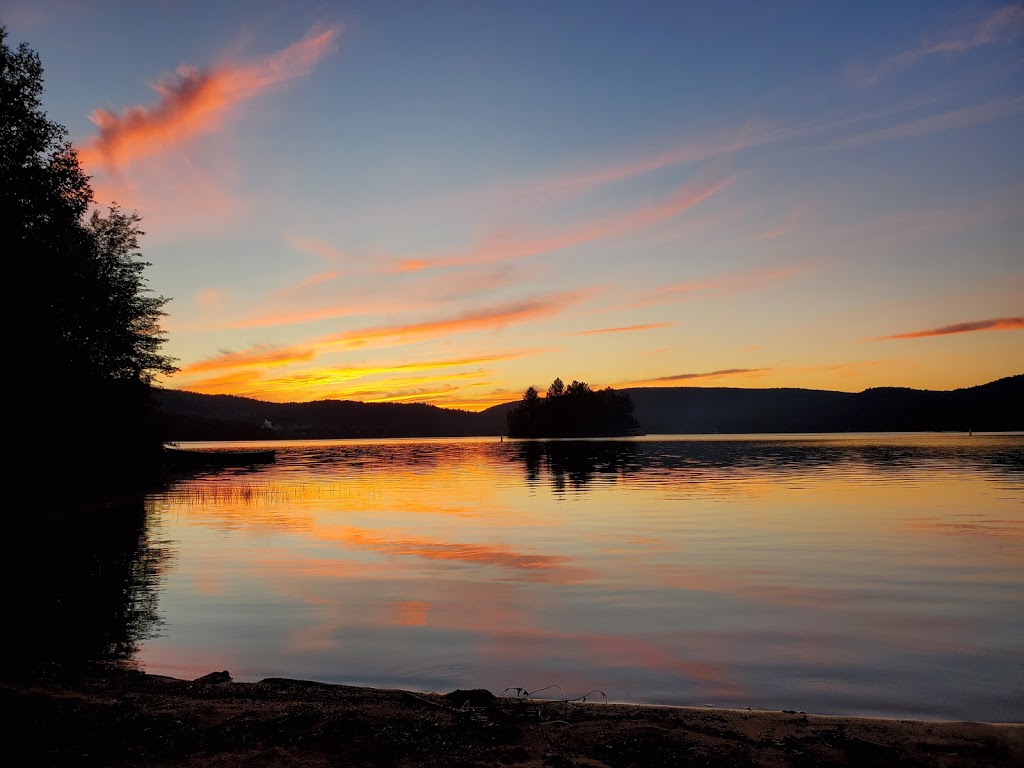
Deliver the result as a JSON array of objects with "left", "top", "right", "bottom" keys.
[
  {"left": 136, "top": 434, "right": 1023, "bottom": 720},
  {"left": 6, "top": 496, "right": 169, "bottom": 663}
]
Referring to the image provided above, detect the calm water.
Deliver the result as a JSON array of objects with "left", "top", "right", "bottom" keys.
[{"left": 137, "top": 434, "right": 1024, "bottom": 720}]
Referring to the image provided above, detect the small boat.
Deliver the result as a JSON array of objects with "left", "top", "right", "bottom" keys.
[{"left": 164, "top": 447, "right": 277, "bottom": 469}]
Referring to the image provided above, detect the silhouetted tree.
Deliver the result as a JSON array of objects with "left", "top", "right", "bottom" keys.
[
  {"left": 506, "top": 377, "right": 641, "bottom": 438},
  {"left": 3, "top": 27, "right": 176, "bottom": 474},
  {"left": 565, "top": 380, "right": 591, "bottom": 396}
]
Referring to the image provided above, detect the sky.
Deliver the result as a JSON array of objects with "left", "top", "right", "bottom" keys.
[{"left": 4, "top": 0, "right": 1023, "bottom": 410}]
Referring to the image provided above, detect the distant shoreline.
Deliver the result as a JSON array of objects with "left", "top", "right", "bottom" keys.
[
  {"left": 2, "top": 664, "right": 1021, "bottom": 767},
  {"left": 156, "top": 375, "right": 1024, "bottom": 441}
]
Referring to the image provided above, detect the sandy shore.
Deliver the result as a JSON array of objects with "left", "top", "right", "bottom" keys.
[{"left": 1, "top": 665, "right": 1020, "bottom": 767}]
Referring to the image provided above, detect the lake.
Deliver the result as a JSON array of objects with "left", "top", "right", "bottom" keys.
[{"left": 136, "top": 434, "right": 1023, "bottom": 721}]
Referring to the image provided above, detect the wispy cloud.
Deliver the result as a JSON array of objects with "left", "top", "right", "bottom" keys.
[
  {"left": 272, "top": 268, "right": 345, "bottom": 300},
  {"left": 287, "top": 234, "right": 346, "bottom": 263},
  {"left": 576, "top": 322, "right": 673, "bottom": 335},
  {"left": 837, "top": 96, "right": 1024, "bottom": 147},
  {"left": 194, "top": 288, "right": 225, "bottom": 310},
  {"left": 179, "top": 344, "right": 316, "bottom": 374},
  {"left": 618, "top": 369, "right": 772, "bottom": 388},
  {"left": 635, "top": 264, "right": 808, "bottom": 308},
  {"left": 78, "top": 24, "right": 340, "bottom": 169},
  {"left": 874, "top": 316, "right": 1024, "bottom": 340},
  {"left": 392, "top": 176, "right": 731, "bottom": 272},
  {"left": 315, "top": 289, "right": 593, "bottom": 350},
  {"left": 224, "top": 264, "right": 527, "bottom": 333},
  {"left": 733, "top": 205, "right": 809, "bottom": 245},
  {"left": 849, "top": 4, "right": 1024, "bottom": 86}
]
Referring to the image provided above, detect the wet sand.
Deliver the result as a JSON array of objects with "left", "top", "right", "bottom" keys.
[{"left": 2, "top": 665, "right": 1021, "bottom": 767}]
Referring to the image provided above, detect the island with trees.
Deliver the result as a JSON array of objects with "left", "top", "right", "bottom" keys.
[{"left": 505, "top": 377, "right": 642, "bottom": 438}]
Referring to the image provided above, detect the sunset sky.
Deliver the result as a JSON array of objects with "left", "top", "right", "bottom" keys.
[{"left": 7, "top": 1, "right": 1022, "bottom": 409}]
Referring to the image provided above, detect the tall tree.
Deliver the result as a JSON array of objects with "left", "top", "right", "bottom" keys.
[
  {"left": 547, "top": 377, "right": 565, "bottom": 398},
  {"left": 3, "top": 27, "right": 176, "bottom": 474}
]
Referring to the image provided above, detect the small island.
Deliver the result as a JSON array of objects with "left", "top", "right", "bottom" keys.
[{"left": 506, "top": 377, "right": 642, "bottom": 438}]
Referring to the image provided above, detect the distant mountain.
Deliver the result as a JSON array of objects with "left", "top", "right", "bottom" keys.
[
  {"left": 155, "top": 375, "right": 1023, "bottom": 440},
  {"left": 154, "top": 390, "right": 483, "bottom": 440},
  {"left": 624, "top": 375, "right": 1023, "bottom": 433}
]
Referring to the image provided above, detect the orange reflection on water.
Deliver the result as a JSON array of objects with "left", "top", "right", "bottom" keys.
[
  {"left": 393, "top": 600, "right": 432, "bottom": 627},
  {"left": 142, "top": 436, "right": 1024, "bottom": 718}
]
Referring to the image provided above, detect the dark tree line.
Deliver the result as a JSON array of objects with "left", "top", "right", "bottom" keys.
[
  {"left": 3, "top": 27, "right": 176, "bottom": 476},
  {"left": 505, "top": 377, "right": 641, "bottom": 438}
]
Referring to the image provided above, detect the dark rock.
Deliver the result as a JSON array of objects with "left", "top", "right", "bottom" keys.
[
  {"left": 194, "top": 671, "right": 232, "bottom": 684},
  {"left": 444, "top": 689, "right": 496, "bottom": 708}
]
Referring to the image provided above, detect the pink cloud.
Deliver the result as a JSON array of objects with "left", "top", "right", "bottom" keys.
[
  {"left": 78, "top": 24, "right": 340, "bottom": 170},
  {"left": 315, "top": 289, "right": 593, "bottom": 350}
]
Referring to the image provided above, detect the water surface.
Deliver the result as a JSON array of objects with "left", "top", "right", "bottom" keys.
[{"left": 140, "top": 434, "right": 1024, "bottom": 720}]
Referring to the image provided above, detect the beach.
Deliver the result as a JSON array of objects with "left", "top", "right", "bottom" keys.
[{"left": 3, "top": 665, "right": 1020, "bottom": 767}]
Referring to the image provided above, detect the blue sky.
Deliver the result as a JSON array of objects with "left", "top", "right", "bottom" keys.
[{"left": 4, "top": 0, "right": 1022, "bottom": 407}]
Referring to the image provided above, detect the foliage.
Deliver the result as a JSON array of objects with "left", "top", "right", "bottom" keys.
[
  {"left": 3, "top": 27, "right": 176, "bottom": 469},
  {"left": 506, "top": 377, "right": 641, "bottom": 438}
]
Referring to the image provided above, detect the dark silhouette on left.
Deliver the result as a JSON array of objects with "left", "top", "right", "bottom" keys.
[
  {"left": 2, "top": 496, "right": 169, "bottom": 664},
  {"left": 3, "top": 27, "right": 176, "bottom": 482}
]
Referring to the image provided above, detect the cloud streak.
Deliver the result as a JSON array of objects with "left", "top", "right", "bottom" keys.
[
  {"left": 850, "top": 4, "right": 1024, "bottom": 86},
  {"left": 636, "top": 368, "right": 771, "bottom": 384},
  {"left": 875, "top": 317, "right": 1024, "bottom": 340},
  {"left": 314, "top": 289, "right": 592, "bottom": 350},
  {"left": 392, "top": 176, "right": 731, "bottom": 272},
  {"left": 636, "top": 264, "right": 808, "bottom": 308},
  {"left": 179, "top": 344, "right": 316, "bottom": 374},
  {"left": 837, "top": 97, "right": 1024, "bottom": 148},
  {"left": 576, "top": 322, "right": 673, "bottom": 335},
  {"left": 78, "top": 24, "right": 340, "bottom": 169}
]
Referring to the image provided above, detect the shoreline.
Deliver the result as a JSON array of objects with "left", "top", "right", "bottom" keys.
[{"left": 3, "top": 664, "right": 1020, "bottom": 767}]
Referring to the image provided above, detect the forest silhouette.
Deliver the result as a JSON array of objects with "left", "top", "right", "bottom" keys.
[
  {"left": 3, "top": 27, "right": 176, "bottom": 481},
  {"left": 505, "top": 378, "right": 641, "bottom": 438}
]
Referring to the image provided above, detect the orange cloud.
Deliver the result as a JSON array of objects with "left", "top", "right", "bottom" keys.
[
  {"left": 176, "top": 368, "right": 265, "bottom": 394},
  {"left": 576, "top": 322, "right": 673, "bottom": 335},
  {"left": 78, "top": 24, "right": 340, "bottom": 169},
  {"left": 171, "top": 348, "right": 546, "bottom": 405},
  {"left": 315, "top": 289, "right": 591, "bottom": 350},
  {"left": 179, "top": 344, "right": 316, "bottom": 374},
  {"left": 392, "top": 176, "right": 731, "bottom": 272},
  {"left": 874, "top": 317, "right": 1024, "bottom": 340}
]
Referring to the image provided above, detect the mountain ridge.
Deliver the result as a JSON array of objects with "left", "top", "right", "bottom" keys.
[{"left": 154, "top": 375, "right": 1023, "bottom": 439}]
